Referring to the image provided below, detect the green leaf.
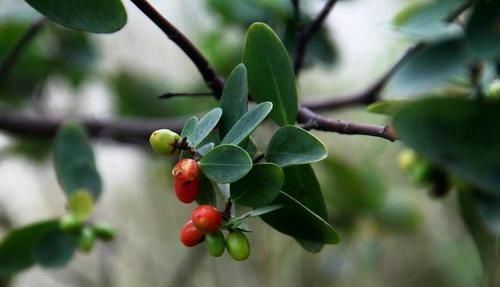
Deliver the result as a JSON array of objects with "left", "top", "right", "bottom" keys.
[
  {"left": 393, "top": 97, "right": 500, "bottom": 196},
  {"left": 231, "top": 163, "right": 284, "bottom": 208},
  {"left": 181, "top": 116, "right": 198, "bottom": 143},
  {"left": 196, "top": 173, "right": 217, "bottom": 206},
  {"left": 261, "top": 191, "right": 339, "bottom": 244},
  {"left": 387, "top": 38, "right": 468, "bottom": 96},
  {"left": 53, "top": 122, "right": 102, "bottom": 199},
  {"left": 197, "top": 143, "right": 214, "bottom": 156},
  {"left": 68, "top": 189, "right": 94, "bottom": 221},
  {"left": 25, "top": 0, "right": 127, "bottom": 33},
  {"left": 474, "top": 192, "right": 500, "bottom": 235},
  {"left": 199, "top": 144, "right": 252, "bottom": 183},
  {"left": 243, "top": 22, "right": 298, "bottom": 126},
  {"left": 464, "top": 1, "right": 500, "bottom": 60},
  {"left": 266, "top": 126, "right": 327, "bottom": 167},
  {"left": 261, "top": 165, "right": 339, "bottom": 248},
  {"left": 0, "top": 219, "right": 58, "bottom": 276},
  {"left": 367, "top": 99, "right": 414, "bottom": 116},
  {"left": 296, "top": 240, "right": 324, "bottom": 253},
  {"left": 190, "top": 108, "right": 222, "bottom": 147},
  {"left": 220, "top": 64, "right": 248, "bottom": 137},
  {"left": 32, "top": 230, "right": 76, "bottom": 268},
  {"left": 221, "top": 102, "right": 272, "bottom": 145},
  {"left": 234, "top": 204, "right": 283, "bottom": 220}
]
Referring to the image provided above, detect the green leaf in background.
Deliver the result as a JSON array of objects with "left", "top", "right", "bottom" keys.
[
  {"left": 235, "top": 204, "right": 284, "bottom": 220},
  {"left": 261, "top": 191, "right": 339, "bottom": 244},
  {"left": 53, "top": 122, "right": 102, "bottom": 199},
  {"left": 190, "top": 108, "right": 222, "bottom": 147},
  {"left": 392, "top": 0, "right": 464, "bottom": 41},
  {"left": 197, "top": 143, "right": 215, "bottom": 156},
  {"left": 231, "top": 163, "right": 284, "bottom": 208},
  {"left": 68, "top": 189, "right": 94, "bottom": 221},
  {"left": 25, "top": 0, "right": 127, "bottom": 33},
  {"left": 367, "top": 99, "right": 414, "bottom": 116},
  {"left": 261, "top": 164, "right": 339, "bottom": 251},
  {"left": 196, "top": 173, "right": 217, "bottom": 206},
  {"left": 220, "top": 64, "right": 248, "bottom": 137},
  {"left": 243, "top": 22, "right": 298, "bottom": 126},
  {"left": 199, "top": 144, "right": 252, "bottom": 183},
  {"left": 221, "top": 102, "right": 273, "bottom": 145},
  {"left": 387, "top": 38, "right": 468, "bottom": 96},
  {"left": 0, "top": 219, "right": 58, "bottom": 276},
  {"left": 467, "top": 192, "right": 500, "bottom": 236},
  {"left": 181, "top": 116, "right": 198, "bottom": 144},
  {"left": 32, "top": 229, "right": 77, "bottom": 268},
  {"left": 266, "top": 126, "right": 327, "bottom": 167},
  {"left": 464, "top": 1, "right": 500, "bottom": 60},
  {"left": 393, "top": 97, "right": 500, "bottom": 197}
]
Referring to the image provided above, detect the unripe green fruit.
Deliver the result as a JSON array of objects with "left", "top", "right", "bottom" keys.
[
  {"left": 226, "top": 231, "right": 250, "bottom": 261},
  {"left": 149, "top": 129, "right": 181, "bottom": 155},
  {"left": 59, "top": 214, "right": 83, "bottom": 232},
  {"left": 398, "top": 149, "right": 418, "bottom": 172},
  {"left": 78, "top": 227, "right": 96, "bottom": 253},
  {"left": 92, "top": 222, "right": 116, "bottom": 241},
  {"left": 205, "top": 231, "right": 225, "bottom": 257}
]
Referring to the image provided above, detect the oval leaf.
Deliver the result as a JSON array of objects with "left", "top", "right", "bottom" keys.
[
  {"left": 181, "top": 116, "right": 198, "bottom": 143},
  {"left": 196, "top": 173, "right": 216, "bottom": 206},
  {"left": 266, "top": 126, "right": 327, "bottom": 167},
  {"left": 199, "top": 144, "right": 252, "bottom": 183},
  {"left": 393, "top": 97, "right": 500, "bottom": 196},
  {"left": 243, "top": 22, "right": 298, "bottom": 126},
  {"left": 53, "top": 122, "right": 102, "bottom": 199},
  {"left": 221, "top": 102, "right": 273, "bottom": 145},
  {"left": 26, "top": 0, "right": 127, "bottom": 33},
  {"left": 190, "top": 108, "right": 222, "bottom": 147},
  {"left": 220, "top": 64, "right": 248, "bottom": 137},
  {"left": 231, "top": 163, "right": 284, "bottom": 208},
  {"left": 32, "top": 229, "right": 76, "bottom": 268},
  {"left": 0, "top": 219, "right": 58, "bottom": 276}
]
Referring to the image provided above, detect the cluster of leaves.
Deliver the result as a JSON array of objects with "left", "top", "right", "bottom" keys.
[
  {"left": 174, "top": 22, "right": 339, "bottom": 252},
  {"left": 0, "top": 123, "right": 113, "bottom": 279}
]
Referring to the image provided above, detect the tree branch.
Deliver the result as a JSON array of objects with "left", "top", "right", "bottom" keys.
[
  {"left": 0, "top": 18, "right": 46, "bottom": 83},
  {"left": 129, "top": 0, "right": 224, "bottom": 97},
  {"left": 294, "top": 0, "right": 338, "bottom": 75},
  {"left": 0, "top": 112, "right": 185, "bottom": 144}
]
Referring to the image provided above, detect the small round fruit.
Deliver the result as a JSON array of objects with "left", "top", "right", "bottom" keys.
[
  {"left": 78, "top": 227, "right": 96, "bottom": 253},
  {"left": 205, "top": 231, "right": 225, "bottom": 257},
  {"left": 172, "top": 159, "right": 200, "bottom": 203},
  {"left": 180, "top": 220, "right": 205, "bottom": 247},
  {"left": 92, "top": 222, "right": 116, "bottom": 241},
  {"left": 191, "top": 205, "right": 222, "bottom": 233},
  {"left": 226, "top": 231, "right": 250, "bottom": 261},
  {"left": 149, "top": 129, "right": 181, "bottom": 155},
  {"left": 59, "top": 214, "right": 83, "bottom": 232},
  {"left": 398, "top": 149, "right": 418, "bottom": 172}
]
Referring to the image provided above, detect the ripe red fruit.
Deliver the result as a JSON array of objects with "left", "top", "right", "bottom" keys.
[
  {"left": 191, "top": 205, "right": 222, "bottom": 233},
  {"left": 180, "top": 220, "right": 205, "bottom": 247},
  {"left": 172, "top": 159, "right": 200, "bottom": 203}
]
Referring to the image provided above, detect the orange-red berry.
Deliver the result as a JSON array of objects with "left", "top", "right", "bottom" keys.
[
  {"left": 179, "top": 220, "right": 205, "bottom": 247},
  {"left": 172, "top": 159, "right": 200, "bottom": 203},
  {"left": 191, "top": 205, "right": 222, "bottom": 234}
]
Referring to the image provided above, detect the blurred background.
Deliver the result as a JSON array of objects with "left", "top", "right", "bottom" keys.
[{"left": 0, "top": 0, "right": 482, "bottom": 286}]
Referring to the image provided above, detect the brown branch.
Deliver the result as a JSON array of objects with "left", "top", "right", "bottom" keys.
[
  {"left": 0, "top": 112, "right": 185, "bottom": 144},
  {"left": 129, "top": 0, "right": 224, "bottom": 97},
  {"left": 0, "top": 18, "right": 46, "bottom": 83},
  {"left": 294, "top": 0, "right": 338, "bottom": 75}
]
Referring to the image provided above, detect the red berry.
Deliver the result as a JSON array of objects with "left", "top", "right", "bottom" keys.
[
  {"left": 179, "top": 220, "right": 205, "bottom": 247},
  {"left": 172, "top": 159, "right": 200, "bottom": 203},
  {"left": 191, "top": 205, "right": 222, "bottom": 233}
]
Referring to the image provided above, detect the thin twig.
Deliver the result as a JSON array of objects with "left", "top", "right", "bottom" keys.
[
  {"left": 0, "top": 18, "right": 47, "bottom": 83},
  {"left": 294, "top": 0, "right": 338, "bottom": 75},
  {"left": 129, "top": 0, "right": 224, "bottom": 97}
]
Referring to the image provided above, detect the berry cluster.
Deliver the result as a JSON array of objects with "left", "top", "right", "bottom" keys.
[{"left": 150, "top": 129, "right": 251, "bottom": 261}]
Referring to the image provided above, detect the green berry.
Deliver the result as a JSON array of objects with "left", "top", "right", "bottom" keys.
[
  {"left": 205, "top": 231, "right": 225, "bottom": 257},
  {"left": 59, "top": 214, "right": 83, "bottom": 232},
  {"left": 398, "top": 149, "right": 418, "bottom": 172},
  {"left": 226, "top": 231, "right": 250, "bottom": 261},
  {"left": 92, "top": 222, "right": 116, "bottom": 241},
  {"left": 78, "top": 227, "right": 96, "bottom": 253},
  {"left": 149, "top": 129, "right": 181, "bottom": 155}
]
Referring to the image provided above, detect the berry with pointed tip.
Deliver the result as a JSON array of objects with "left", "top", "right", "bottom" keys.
[
  {"left": 149, "top": 129, "right": 181, "bottom": 155},
  {"left": 191, "top": 205, "right": 222, "bottom": 233},
  {"left": 180, "top": 220, "right": 205, "bottom": 247},
  {"left": 172, "top": 159, "right": 200, "bottom": 203},
  {"left": 226, "top": 231, "right": 250, "bottom": 261}
]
